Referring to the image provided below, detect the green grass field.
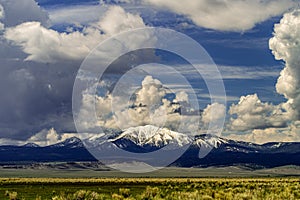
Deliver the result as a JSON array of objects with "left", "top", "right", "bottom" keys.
[{"left": 1, "top": 178, "right": 299, "bottom": 200}]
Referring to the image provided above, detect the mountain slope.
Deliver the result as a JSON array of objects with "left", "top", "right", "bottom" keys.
[
  {"left": 109, "top": 125, "right": 192, "bottom": 152},
  {"left": 0, "top": 137, "right": 95, "bottom": 163},
  {"left": 175, "top": 135, "right": 300, "bottom": 168},
  {"left": 0, "top": 126, "right": 299, "bottom": 168}
]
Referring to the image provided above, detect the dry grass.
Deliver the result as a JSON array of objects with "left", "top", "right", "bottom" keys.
[{"left": 1, "top": 178, "right": 299, "bottom": 200}]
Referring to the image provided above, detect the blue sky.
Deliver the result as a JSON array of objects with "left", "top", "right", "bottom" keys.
[
  {"left": 0, "top": 0, "right": 299, "bottom": 145},
  {"left": 44, "top": 0, "right": 285, "bottom": 104}
]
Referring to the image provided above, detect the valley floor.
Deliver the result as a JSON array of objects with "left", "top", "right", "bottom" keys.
[
  {"left": 1, "top": 165, "right": 299, "bottom": 199},
  {"left": 0, "top": 177, "right": 299, "bottom": 200},
  {"left": 0, "top": 164, "right": 300, "bottom": 178}
]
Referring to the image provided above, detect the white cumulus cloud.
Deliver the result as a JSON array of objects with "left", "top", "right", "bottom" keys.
[
  {"left": 4, "top": 6, "right": 147, "bottom": 63},
  {"left": 77, "top": 76, "right": 185, "bottom": 131},
  {"left": 142, "top": 0, "right": 297, "bottom": 31},
  {"left": 76, "top": 75, "right": 226, "bottom": 135},
  {"left": 228, "top": 9, "right": 300, "bottom": 136},
  {"left": 202, "top": 102, "right": 226, "bottom": 125},
  {"left": 269, "top": 9, "right": 300, "bottom": 119},
  {"left": 229, "top": 94, "right": 291, "bottom": 132},
  {"left": 28, "top": 128, "right": 77, "bottom": 146},
  {"left": 226, "top": 121, "right": 300, "bottom": 144}
]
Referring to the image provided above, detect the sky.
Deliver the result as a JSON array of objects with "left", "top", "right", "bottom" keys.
[{"left": 0, "top": 0, "right": 299, "bottom": 145}]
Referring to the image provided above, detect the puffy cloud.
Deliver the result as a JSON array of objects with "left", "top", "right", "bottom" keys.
[
  {"left": 76, "top": 76, "right": 202, "bottom": 132},
  {"left": 28, "top": 128, "right": 59, "bottom": 146},
  {"left": 202, "top": 103, "right": 226, "bottom": 125},
  {"left": 75, "top": 92, "right": 114, "bottom": 131},
  {"left": 269, "top": 9, "right": 300, "bottom": 119},
  {"left": 95, "top": 5, "right": 145, "bottom": 35},
  {"left": 229, "top": 94, "right": 291, "bottom": 131},
  {"left": 0, "top": 3, "right": 155, "bottom": 140},
  {"left": 78, "top": 76, "right": 176, "bottom": 129},
  {"left": 228, "top": 9, "right": 300, "bottom": 134},
  {"left": 142, "top": 0, "right": 297, "bottom": 31},
  {"left": 5, "top": 22, "right": 102, "bottom": 63},
  {"left": 226, "top": 121, "right": 300, "bottom": 144},
  {"left": 28, "top": 128, "right": 77, "bottom": 146},
  {"left": 136, "top": 76, "right": 167, "bottom": 106},
  {"left": 4, "top": 6, "right": 147, "bottom": 63},
  {"left": 0, "top": 127, "right": 83, "bottom": 146},
  {"left": 76, "top": 75, "right": 225, "bottom": 135},
  {"left": 174, "top": 91, "right": 189, "bottom": 103}
]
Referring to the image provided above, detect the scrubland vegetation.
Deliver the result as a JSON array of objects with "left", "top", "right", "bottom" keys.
[{"left": 1, "top": 178, "right": 299, "bottom": 200}]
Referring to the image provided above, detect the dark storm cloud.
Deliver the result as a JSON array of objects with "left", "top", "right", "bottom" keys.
[
  {"left": 0, "top": 0, "right": 81, "bottom": 140},
  {"left": 0, "top": 2, "right": 152, "bottom": 140},
  {"left": 0, "top": 0, "right": 49, "bottom": 27},
  {"left": 0, "top": 53, "right": 79, "bottom": 139}
]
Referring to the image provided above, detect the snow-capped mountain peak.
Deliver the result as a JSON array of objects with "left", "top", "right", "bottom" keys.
[
  {"left": 109, "top": 125, "right": 192, "bottom": 147},
  {"left": 1, "top": 128, "right": 300, "bottom": 168}
]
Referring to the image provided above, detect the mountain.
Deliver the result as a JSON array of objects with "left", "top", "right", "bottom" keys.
[
  {"left": 49, "top": 137, "right": 84, "bottom": 148},
  {"left": 194, "top": 134, "right": 229, "bottom": 148},
  {"left": 0, "top": 137, "right": 95, "bottom": 163},
  {"left": 175, "top": 135, "right": 300, "bottom": 168},
  {"left": 0, "top": 126, "right": 299, "bottom": 168},
  {"left": 22, "top": 143, "right": 40, "bottom": 148},
  {"left": 109, "top": 125, "right": 192, "bottom": 152}
]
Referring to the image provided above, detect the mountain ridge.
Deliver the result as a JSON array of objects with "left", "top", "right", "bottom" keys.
[{"left": 0, "top": 125, "right": 299, "bottom": 168}]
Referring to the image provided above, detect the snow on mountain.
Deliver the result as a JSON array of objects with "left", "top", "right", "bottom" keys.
[
  {"left": 22, "top": 143, "right": 40, "bottom": 148},
  {"left": 194, "top": 134, "right": 228, "bottom": 148},
  {"left": 42, "top": 125, "right": 298, "bottom": 156},
  {"left": 1, "top": 126, "right": 300, "bottom": 168},
  {"left": 83, "top": 133, "right": 117, "bottom": 149},
  {"left": 85, "top": 133, "right": 106, "bottom": 144},
  {"left": 50, "top": 137, "right": 84, "bottom": 148},
  {"left": 267, "top": 142, "right": 283, "bottom": 148},
  {"left": 109, "top": 125, "right": 192, "bottom": 148}
]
